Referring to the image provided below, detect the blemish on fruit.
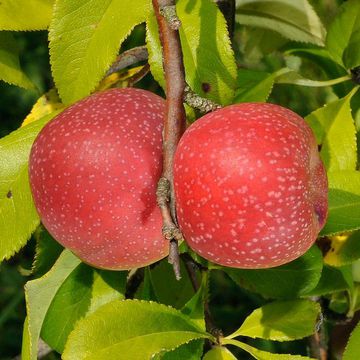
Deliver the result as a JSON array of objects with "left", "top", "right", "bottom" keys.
[{"left": 6, "top": 190, "right": 12, "bottom": 198}]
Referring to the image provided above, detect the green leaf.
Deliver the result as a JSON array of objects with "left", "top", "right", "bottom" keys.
[
  {"left": 24, "top": 250, "right": 81, "bottom": 360},
  {"left": 235, "top": 0, "right": 326, "bottom": 46},
  {"left": 305, "top": 265, "right": 350, "bottom": 296},
  {"left": 321, "top": 171, "right": 360, "bottom": 236},
  {"left": 0, "top": 0, "right": 54, "bottom": 30},
  {"left": 343, "top": 321, "right": 360, "bottom": 360},
  {"left": 0, "top": 32, "right": 34, "bottom": 89},
  {"left": 324, "top": 231, "right": 360, "bottom": 267},
  {"left": 227, "top": 300, "right": 320, "bottom": 341},
  {"left": 148, "top": 260, "right": 199, "bottom": 309},
  {"left": 234, "top": 69, "right": 275, "bottom": 103},
  {"left": 326, "top": 0, "right": 360, "bottom": 69},
  {"left": 155, "top": 339, "right": 204, "bottom": 360},
  {"left": 41, "top": 264, "right": 127, "bottom": 353},
  {"left": 181, "top": 273, "right": 207, "bottom": 330},
  {"left": 306, "top": 90, "right": 358, "bottom": 172},
  {"left": 32, "top": 226, "right": 63, "bottom": 277},
  {"left": 49, "top": 0, "right": 151, "bottom": 104},
  {"left": 147, "top": 0, "right": 237, "bottom": 105},
  {"left": 203, "top": 346, "right": 237, "bottom": 360},
  {"left": 222, "top": 246, "right": 322, "bottom": 299},
  {"left": 0, "top": 112, "right": 59, "bottom": 262},
  {"left": 222, "top": 339, "right": 315, "bottom": 360},
  {"left": 63, "top": 300, "right": 211, "bottom": 360}
]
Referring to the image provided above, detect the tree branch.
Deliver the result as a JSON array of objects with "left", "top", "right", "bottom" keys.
[
  {"left": 106, "top": 46, "right": 149, "bottom": 77},
  {"left": 152, "top": 0, "right": 187, "bottom": 280}
]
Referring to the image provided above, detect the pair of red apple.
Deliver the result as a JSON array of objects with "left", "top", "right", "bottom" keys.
[{"left": 29, "top": 88, "right": 328, "bottom": 270}]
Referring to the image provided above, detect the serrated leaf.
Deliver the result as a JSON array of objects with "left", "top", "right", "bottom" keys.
[
  {"left": 203, "top": 346, "right": 237, "bottom": 360},
  {"left": 227, "top": 300, "right": 320, "bottom": 341},
  {"left": 49, "top": 0, "right": 151, "bottom": 104},
  {"left": 343, "top": 320, "right": 360, "bottom": 360},
  {"left": 147, "top": 0, "right": 237, "bottom": 105},
  {"left": 32, "top": 226, "right": 63, "bottom": 277},
  {"left": 24, "top": 250, "right": 81, "bottom": 360},
  {"left": 235, "top": 0, "right": 326, "bottom": 46},
  {"left": 234, "top": 69, "right": 275, "bottom": 103},
  {"left": 221, "top": 246, "right": 322, "bottom": 299},
  {"left": 305, "top": 265, "right": 350, "bottom": 296},
  {"left": 222, "top": 339, "right": 315, "bottom": 360},
  {"left": 0, "top": 0, "right": 54, "bottom": 30},
  {"left": 0, "top": 32, "right": 34, "bottom": 89},
  {"left": 321, "top": 171, "right": 360, "bottom": 236},
  {"left": 326, "top": 0, "right": 360, "bottom": 69},
  {"left": 306, "top": 90, "right": 357, "bottom": 172},
  {"left": 155, "top": 339, "right": 204, "bottom": 360},
  {"left": 63, "top": 300, "right": 211, "bottom": 360},
  {"left": 41, "top": 264, "right": 127, "bottom": 353},
  {"left": 0, "top": 112, "right": 59, "bottom": 262},
  {"left": 324, "top": 231, "right": 360, "bottom": 267}
]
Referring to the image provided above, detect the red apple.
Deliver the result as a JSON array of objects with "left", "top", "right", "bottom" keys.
[
  {"left": 29, "top": 88, "right": 168, "bottom": 270},
  {"left": 173, "top": 103, "right": 328, "bottom": 268}
]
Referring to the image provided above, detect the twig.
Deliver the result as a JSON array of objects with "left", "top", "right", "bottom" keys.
[
  {"left": 184, "top": 84, "right": 221, "bottom": 113},
  {"left": 309, "top": 298, "right": 328, "bottom": 360},
  {"left": 125, "top": 268, "right": 145, "bottom": 299},
  {"left": 106, "top": 46, "right": 149, "bottom": 76},
  {"left": 153, "top": 0, "right": 187, "bottom": 280},
  {"left": 13, "top": 339, "right": 51, "bottom": 360}
]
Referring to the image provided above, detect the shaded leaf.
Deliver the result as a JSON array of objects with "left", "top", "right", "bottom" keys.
[
  {"left": 155, "top": 339, "right": 204, "bottom": 360},
  {"left": 235, "top": 0, "right": 325, "bottom": 46},
  {"left": 234, "top": 69, "right": 275, "bottom": 103},
  {"left": 147, "top": 0, "right": 237, "bottom": 105},
  {"left": 326, "top": 0, "right": 360, "bottom": 69},
  {"left": 63, "top": 300, "right": 211, "bottom": 360},
  {"left": 305, "top": 265, "right": 351, "bottom": 296},
  {"left": 0, "top": 32, "right": 34, "bottom": 89},
  {"left": 0, "top": 0, "right": 54, "bottom": 30},
  {"left": 41, "top": 264, "right": 127, "bottom": 353},
  {"left": 148, "top": 260, "right": 199, "bottom": 309},
  {"left": 0, "top": 112, "right": 59, "bottom": 262},
  {"left": 32, "top": 226, "right": 63, "bottom": 277},
  {"left": 24, "top": 250, "right": 81, "bottom": 360},
  {"left": 222, "top": 246, "right": 322, "bottom": 299},
  {"left": 49, "top": 0, "right": 151, "bottom": 104},
  {"left": 227, "top": 300, "right": 320, "bottom": 341}
]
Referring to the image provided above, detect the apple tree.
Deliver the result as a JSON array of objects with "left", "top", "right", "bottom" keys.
[{"left": 1, "top": 0, "right": 360, "bottom": 359}]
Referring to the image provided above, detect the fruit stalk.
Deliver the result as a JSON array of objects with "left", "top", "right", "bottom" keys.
[{"left": 152, "top": 0, "right": 187, "bottom": 279}]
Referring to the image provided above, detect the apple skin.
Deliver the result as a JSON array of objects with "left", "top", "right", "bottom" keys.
[
  {"left": 173, "top": 103, "right": 328, "bottom": 268},
  {"left": 29, "top": 88, "right": 168, "bottom": 270}
]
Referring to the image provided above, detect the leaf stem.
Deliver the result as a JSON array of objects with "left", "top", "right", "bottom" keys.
[{"left": 152, "top": 0, "right": 187, "bottom": 280}]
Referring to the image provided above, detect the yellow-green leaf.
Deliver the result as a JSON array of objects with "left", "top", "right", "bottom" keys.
[
  {"left": 49, "top": 0, "right": 151, "bottom": 104},
  {"left": 0, "top": 0, "right": 54, "bottom": 30}
]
